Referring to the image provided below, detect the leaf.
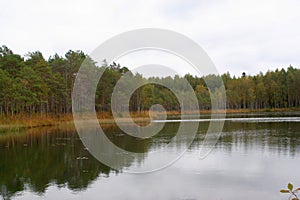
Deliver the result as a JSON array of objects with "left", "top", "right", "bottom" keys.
[
  {"left": 295, "top": 188, "right": 300, "bottom": 191},
  {"left": 291, "top": 198, "right": 299, "bottom": 200},
  {"left": 288, "top": 183, "right": 294, "bottom": 191},
  {"left": 280, "top": 189, "right": 290, "bottom": 193}
]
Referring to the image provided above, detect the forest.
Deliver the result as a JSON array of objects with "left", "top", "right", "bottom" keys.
[{"left": 0, "top": 45, "right": 300, "bottom": 117}]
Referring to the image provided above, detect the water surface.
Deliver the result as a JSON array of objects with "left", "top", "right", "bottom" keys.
[{"left": 1, "top": 113, "right": 300, "bottom": 200}]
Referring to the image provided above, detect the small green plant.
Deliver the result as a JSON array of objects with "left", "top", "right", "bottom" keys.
[{"left": 280, "top": 183, "right": 300, "bottom": 200}]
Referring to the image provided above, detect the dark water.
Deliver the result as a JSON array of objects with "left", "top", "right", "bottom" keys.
[{"left": 1, "top": 113, "right": 300, "bottom": 200}]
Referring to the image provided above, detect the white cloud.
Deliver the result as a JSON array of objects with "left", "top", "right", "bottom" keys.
[{"left": 0, "top": 0, "right": 299, "bottom": 76}]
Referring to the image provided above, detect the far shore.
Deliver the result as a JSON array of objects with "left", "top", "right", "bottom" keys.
[{"left": 1, "top": 108, "right": 300, "bottom": 131}]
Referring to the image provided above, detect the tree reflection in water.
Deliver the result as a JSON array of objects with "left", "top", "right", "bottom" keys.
[
  {"left": 1, "top": 118, "right": 300, "bottom": 199},
  {"left": 0, "top": 125, "right": 114, "bottom": 199}
]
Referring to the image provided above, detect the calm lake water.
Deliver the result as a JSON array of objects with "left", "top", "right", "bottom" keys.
[{"left": 1, "top": 112, "right": 300, "bottom": 200}]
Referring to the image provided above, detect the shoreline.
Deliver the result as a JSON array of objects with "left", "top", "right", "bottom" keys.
[{"left": 1, "top": 108, "right": 300, "bottom": 131}]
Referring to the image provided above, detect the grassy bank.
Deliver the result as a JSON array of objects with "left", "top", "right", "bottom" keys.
[
  {"left": 0, "top": 112, "right": 155, "bottom": 131},
  {"left": 1, "top": 107, "right": 300, "bottom": 131},
  {"left": 0, "top": 114, "right": 74, "bottom": 130}
]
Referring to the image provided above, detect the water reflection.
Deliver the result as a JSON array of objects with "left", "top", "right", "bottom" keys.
[
  {"left": 219, "top": 121, "right": 300, "bottom": 157},
  {"left": 0, "top": 126, "right": 113, "bottom": 199},
  {"left": 1, "top": 117, "right": 300, "bottom": 199}
]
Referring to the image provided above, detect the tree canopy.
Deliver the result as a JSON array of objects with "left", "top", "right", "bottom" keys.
[{"left": 0, "top": 45, "right": 300, "bottom": 117}]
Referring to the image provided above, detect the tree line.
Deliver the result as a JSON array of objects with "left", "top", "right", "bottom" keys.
[{"left": 0, "top": 45, "right": 300, "bottom": 116}]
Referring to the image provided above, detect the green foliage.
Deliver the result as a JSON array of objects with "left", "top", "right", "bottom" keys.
[
  {"left": 1, "top": 45, "right": 300, "bottom": 117},
  {"left": 280, "top": 183, "right": 300, "bottom": 200}
]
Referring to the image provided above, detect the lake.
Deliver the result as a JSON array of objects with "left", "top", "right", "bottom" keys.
[{"left": 1, "top": 112, "right": 300, "bottom": 200}]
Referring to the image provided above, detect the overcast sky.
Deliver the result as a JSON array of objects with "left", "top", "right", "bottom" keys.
[{"left": 1, "top": 0, "right": 300, "bottom": 76}]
